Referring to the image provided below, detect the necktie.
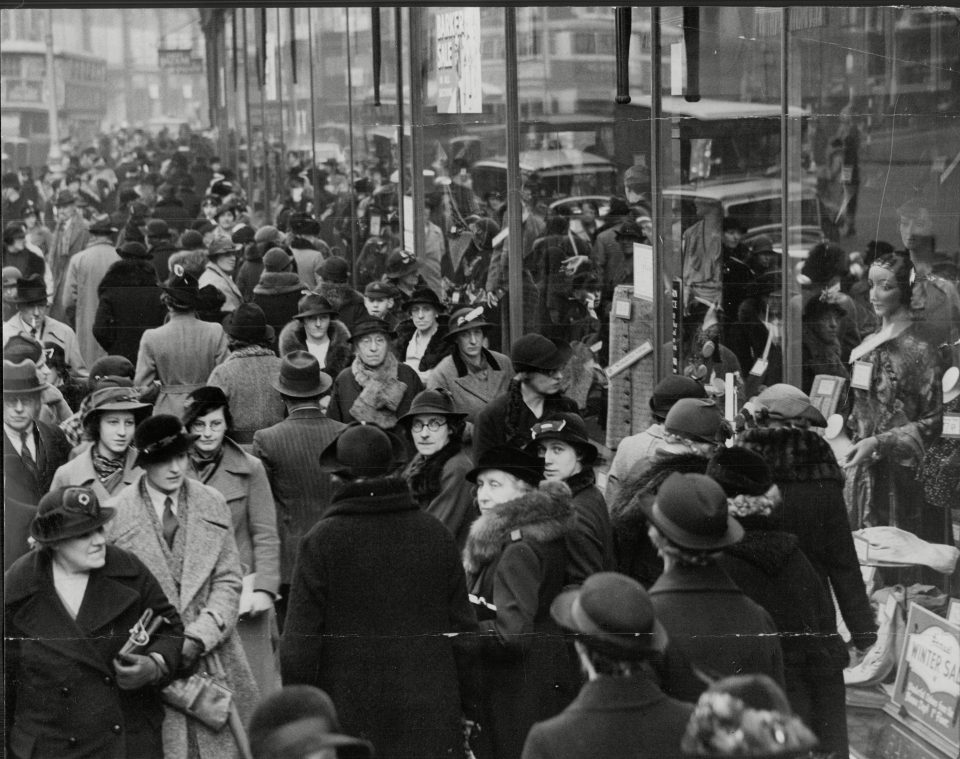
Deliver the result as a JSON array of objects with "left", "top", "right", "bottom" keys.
[
  {"left": 162, "top": 496, "right": 179, "bottom": 548},
  {"left": 19, "top": 432, "right": 37, "bottom": 470}
]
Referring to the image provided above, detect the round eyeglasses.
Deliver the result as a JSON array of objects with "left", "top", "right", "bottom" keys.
[{"left": 411, "top": 419, "right": 448, "bottom": 433}]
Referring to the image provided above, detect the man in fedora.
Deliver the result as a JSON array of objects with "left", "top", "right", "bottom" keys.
[
  {"left": 3, "top": 273, "right": 87, "bottom": 377},
  {"left": 3, "top": 358, "right": 73, "bottom": 511},
  {"left": 252, "top": 351, "right": 345, "bottom": 626},
  {"left": 49, "top": 188, "right": 89, "bottom": 322},
  {"left": 521, "top": 572, "right": 693, "bottom": 759},
  {"left": 280, "top": 423, "right": 476, "bottom": 759},
  {"left": 61, "top": 215, "right": 120, "bottom": 366}
]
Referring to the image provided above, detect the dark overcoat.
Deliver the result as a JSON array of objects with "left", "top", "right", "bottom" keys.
[
  {"left": 251, "top": 408, "right": 346, "bottom": 585},
  {"left": 3, "top": 421, "right": 73, "bottom": 506},
  {"left": 280, "top": 476, "right": 477, "bottom": 759},
  {"left": 93, "top": 259, "right": 166, "bottom": 364},
  {"left": 472, "top": 381, "right": 578, "bottom": 460},
  {"left": 563, "top": 468, "right": 614, "bottom": 586},
  {"left": 278, "top": 317, "right": 354, "bottom": 381},
  {"left": 5, "top": 545, "right": 184, "bottom": 759},
  {"left": 326, "top": 361, "right": 424, "bottom": 430},
  {"left": 463, "top": 480, "right": 581, "bottom": 759},
  {"left": 520, "top": 676, "right": 693, "bottom": 759}
]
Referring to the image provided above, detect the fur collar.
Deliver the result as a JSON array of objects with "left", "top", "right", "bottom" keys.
[
  {"left": 452, "top": 347, "right": 503, "bottom": 377},
  {"left": 253, "top": 271, "right": 303, "bottom": 295},
  {"left": 463, "top": 480, "right": 575, "bottom": 574},
  {"left": 403, "top": 439, "right": 463, "bottom": 504},
  {"left": 317, "top": 281, "right": 364, "bottom": 312},
  {"left": 737, "top": 427, "right": 843, "bottom": 483},
  {"left": 723, "top": 529, "right": 800, "bottom": 577},
  {"left": 610, "top": 452, "right": 710, "bottom": 527},
  {"left": 99, "top": 259, "right": 158, "bottom": 292}
]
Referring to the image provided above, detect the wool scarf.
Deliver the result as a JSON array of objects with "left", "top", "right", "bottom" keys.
[
  {"left": 349, "top": 352, "right": 407, "bottom": 428},
  {"left": 403, "top": 439, "right": 462, "bottom": 506},
  {"left": 92, "top": 448, "right": 126, "bottom": 492}
]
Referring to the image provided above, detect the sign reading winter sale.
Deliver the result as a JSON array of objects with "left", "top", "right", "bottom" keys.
[
  {"left": 435, "top": 8, "right": 482, "bottom": 114},
  {"left": 891, "top": 604, "right": 960, "bottom": 752}
]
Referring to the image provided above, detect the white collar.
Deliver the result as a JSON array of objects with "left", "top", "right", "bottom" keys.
[{"left": 848, "top": 319, "right": 912, "bottom": 364}]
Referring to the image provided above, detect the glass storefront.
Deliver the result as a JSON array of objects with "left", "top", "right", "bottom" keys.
[{"left": 205, "top": 6, "right": 959, "bottom": 507}]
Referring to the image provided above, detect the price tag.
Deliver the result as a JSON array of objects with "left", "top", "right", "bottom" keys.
[
  {"left": 613, "top": 298, "right": 632, "bottom": 320},
  {"left": 850, "top": 360, "right": 873, "bottom": 390},
  {"left": 749, "top": 358, "right": 768, "bottom": 377},
  {"left": 369, "top": 214, "right": 381, "bottom": 237},
  {"left": 943, "top": 413, "right": 960, "bottom": 439}
]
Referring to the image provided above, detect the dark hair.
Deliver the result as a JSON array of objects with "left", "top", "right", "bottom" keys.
[
  {"left": 83, "top": 406, "right": 146, "bottom": 443},
  {"left": 160, "top": 292, "right": 194, "bottom": 313},
  {"left": 183, "top": 397, "right": 234, "bottom": 434},
  {"left": 870, "top": 251, "right": 914, "bottom": 308},
  {"left": 864, "top": 239, "right": 894, "bottom": 267},
  {"left": 582, "top": 644, "right": 656, "bottom": 674}
]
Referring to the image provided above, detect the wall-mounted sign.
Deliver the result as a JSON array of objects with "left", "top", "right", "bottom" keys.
[
  {"left": 158, "top": 49, "right": 204, "bottom": 75},
  {"left": 3, "top": 79, "right": 44, "bottom": 104},
  {"left": 890, "top": 603, "right": 960, "bottom": 755},
  {"left": 435, "top": 8, "right": 482, "bottom": 114}
]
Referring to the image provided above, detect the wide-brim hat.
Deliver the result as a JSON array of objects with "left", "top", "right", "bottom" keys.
[
  {"left": 3, "top": 359, "right": 46, "bottom": 395},
  {"left": 445, "top": 305, "right": 495, "bottom": 342},
  {"left": 7, "top": 274, "right": 48, "bottom": 304},
  {"left": 398, "top": 388, "right": 467, "bottom": 425},
  {"left": 641, "top": 472, "right": 743, "bottom": 551},
  {"left": 551, "top": 572, "right": 668, "bottom": 660},
  {"left": 511, "top": 334, "right": 571, "bottom": 374},
  {"left": 318, "top": 422, "right": 405, "bottom": 477},
  {"left": 81, "top": 386, "right": 151, "bottom": 427},
  {"left": 160, "top": 263, "right": 201, "bottom": 308},
  {"left": 133, "top": 414, "right": 199, "bottom": 467},
  {"left": 295, "top": 293, "right": 338, "bottom": 320},
  {"left": 272, "top": 350, "right": 332, "bottom": 397},
  {"left": 403, "top": 287, "right": 444, "bottom": 312},
  {"left": 465, "top": 445, "right": 544, "bottom": 486},
  {"left": 349, "top": 316, "right": 397, "bottom": 342},
  {"left": 384, "top": 251, "right": 418, "bottom": 279},
  {"left": 88, "top": 216, "right": 118, "bottom": 236},
  {"left": 30, "top": 486, "right": 116, "bottom": 544},
  {"left": 526, "top": 412, "right": 598, "bottom": 465},
  {"left": 223, "top": 303, "right": 275, "bottom": 343},
  {"left": 55, "top": 189, "right": 77, "bottom": 207}
]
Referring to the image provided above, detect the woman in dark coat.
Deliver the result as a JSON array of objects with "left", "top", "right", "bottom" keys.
[
  {"left": 526, "top": 411, "right": 613, "bottom": 586},
  {"left": 278, "top": 293, "right": 354, "bottom": 382},
  {"left": 708, "top": 446, "right": 850, "bottom": 758},
  {"left": 93, "top": 242, "right": 166, "bottom": 364},
  {"left": 280, "top": 424, "right": 477, "bottom": 759},
  {"left": 394, "top": 288, "right": 450, "bottom": 382},
  {"left": 463, "top": 447, "right": 580, "bottom": 759},
  {"left": 5, "top": 486, "right": 183, "bottom": 759},
  {"left": 252, "top": 247, "right": 303, "bottom": 347},
  {"left": 399, "top": 389, "right": 477, "bottom": 551}
]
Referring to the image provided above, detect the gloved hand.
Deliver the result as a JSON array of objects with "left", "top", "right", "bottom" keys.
[
  {"left": 113, "top": 653, "right": 160, "bottom": 690},
  {"left": 180, "top": 637, "right": 204, "bottom": 672},
  {"left": 240, "top": 590, "right": 275, "bottom": 618}
]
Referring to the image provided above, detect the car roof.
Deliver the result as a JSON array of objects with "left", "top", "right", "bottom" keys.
[
  {"left": 630, "top": 95, "right": 807, "bottom": 120},
  {"left": 662, "top": 177, "right": 814, "bottom": 201},
  {"left": 473, "top": 150, "right": 616, "bottom": 173}
]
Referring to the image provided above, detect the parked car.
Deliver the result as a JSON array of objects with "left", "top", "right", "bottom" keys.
[{"left": 471, "top": 149, "right": 620, "bottom": 205}]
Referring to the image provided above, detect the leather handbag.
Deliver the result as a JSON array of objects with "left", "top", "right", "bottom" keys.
[{"left": 162, "top": 651, "right": 234, "bottom": 731}]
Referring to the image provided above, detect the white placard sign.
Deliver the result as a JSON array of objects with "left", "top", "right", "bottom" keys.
[
  {"left": 436, "top": 8, "right": 483, "bottom": 114},
  {"left": 632, "top": 243, "right": 654, "bottom": 301},
  {"left": 605, "top": 341, "right": 653, "bottom": 380}
]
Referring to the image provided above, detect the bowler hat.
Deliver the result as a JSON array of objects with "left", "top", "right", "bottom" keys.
[
  {"left": 349, "top": 316, "right": 396, "bottom": 342},
  {"left": 88, "top": 355, "right": 136, "bottom": 387},
  {"left": 445, "top": 305, "right": 495, "bottom": 342},
  {"left": 3, "top": 359, "right": 45, "bottom": 395},
  {"left": 272, "top": 350, "right": 332, "bottom": 398},
  {"left": 179, "top": 230, "right": 205, "bottom": 250},
  {"left": 133, "top": 414, "right": 198, "bottom": 466},
  {"left": 755, "top": 384, "right": 827, "bottom": 427},
  {"left": 664, "top": 398, "right": 726, "bottom": 444},
  {"left": 642, "top": 472, "right": 743, "bottom": 551},
  {"left": 511, "top": 333, "right": 571, "bottom": 374},
  {"left": 4, "top": 334, "right": 42, "bottom": 364},
  {"left": 117, "top": 241, "right": 151, "bottom": 259},
  {"left": 649, "top": 374, "right": 708, "bottom": 422},
  {"left": 399, "top": 388, "right": 467, "bottom": 426},
  {"left": 363, "top": 281, "right": 395, "bottom": 300},
  {"left": 551, "top": 572, "right": 668, "bottom": 660},
  {"left": 160, "top": 264, "right": 201, "bottom": 307},
  {"left": 207, "top": 238, "right": 240, "bottom": 259},
  {"left": 7, "top": 274, "right": 48, "bottom": 305},
  {"left": 223, "top": 302, "right": 275, "bottom": 343},
  {"left": 30, "top": 486, "right": 116, "bottom": 544},
  {"left": 55, "top": 189, "right": 77, "bottom": 207},
  {"left": 231, "top": 226, "right": 255, "bottom": 246},
  {"left": 183, "top": 386, "right": 230, "bottom": 430},
  {"left": 318, "top": 422, "right": 403, "bottom": 477},
  {"left": 82, "top": 386, "right": 151, "bottom": 428},
  {"left": 527, "top": 412, "right": 598, "bottom": 465},
  {"left": 706, "top": 446, "right": 773, "bottom": 498},
  {"left": 88, "top": 216, "right": 118, "bottom": 236},
  {"left": 254, "top": 225, "right": 284, "bottom": 245},
  {"left": 403, "top": 287, "right": 443, "bottom": 312},
  {"left": 145, "top": 219, "right": 170, "bottom": 238},
  {"left": 319, "top": 256, "right": 350, "bottom": 284},
  {"left": 465, "top": 445, "right": 544, "bottom": 486},
  {"left": 384, "top": 250, "right": 418, "bottom": 279},
  {"left": 295, "top": 293, "right": 338, "bottom": 320},
  {"left": 262, "top": 247, "right": 293, "bottom": 272}
]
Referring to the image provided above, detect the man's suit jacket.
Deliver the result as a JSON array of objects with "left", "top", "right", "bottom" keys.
[
  {"left": 251, "top": 407, "right": 345, "bottom": 585},
  {"left": 521, "top": 675, "right": 694, "bottom": 759},
  {"left": 3, "top": 421, "right": 72, "bottom": 506}
]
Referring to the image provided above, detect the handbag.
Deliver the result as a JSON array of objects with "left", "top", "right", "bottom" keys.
[{"left": 162, "top": 651, "right": 234, "bottom": 731}]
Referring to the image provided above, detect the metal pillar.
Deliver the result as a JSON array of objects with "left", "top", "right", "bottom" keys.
[
  {"left": 408, "top": 8, "right": 426, "bottom": 259},
  {"left": 650, "top": 7, "right": 666, "bottom": 381},
  {"left": 504, "top": 7, "right": 523, "bottom": 346},
  {"left": 394, "top": 7, "right": 407, "bottom": 257},
  {"left": 45, "top": 10, "right": 62, "bottom": 169}
]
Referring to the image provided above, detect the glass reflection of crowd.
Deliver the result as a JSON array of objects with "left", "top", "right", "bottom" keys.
[{"left": 0, "top": 114, "right": 957, "bottom": 759}]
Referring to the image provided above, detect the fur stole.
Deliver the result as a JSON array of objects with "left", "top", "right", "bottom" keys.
[
  {"left": 98, "top": 258, "right": 158, "bottom": 293},
  {"left": 463, "top": 480, "right": 575, "bottom": 575},
  {"left": 349, "top": 352, "right": 407, "bottom": 429},
  {"left": 279, "top": 318, "right": 353, "bottom": 376},
  {"left": 610, "top": 452, "right": 710, "bottom": 529},
  {"left": 737, "top": 427, "right": 843, "bottom": 484},
  {"left": 317, "top": 281, "right": 364, "bottom": 313},
  {"left": 403, "top": 439, "right": 462, "bottom": 506},
  {"left": 253, "top": 271, "right": 303, "bottom": 295},
  {"left": 724, "top": 529, "right": 800, "bottom": 577}
]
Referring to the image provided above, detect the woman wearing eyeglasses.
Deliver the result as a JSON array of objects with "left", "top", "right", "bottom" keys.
[
  {"left": 526, "top": 412, "right": 614, "bottom": 586},
  {"left": 399, "top": 389, "right": 477, "bottom": 551}
]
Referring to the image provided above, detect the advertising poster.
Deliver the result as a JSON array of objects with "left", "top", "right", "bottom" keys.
[
  {"left": 436, "top": 8, "right": 483, "bottom": 114},
  {"left": 890, "top": 604, "right": 960, "bottom": 753}
]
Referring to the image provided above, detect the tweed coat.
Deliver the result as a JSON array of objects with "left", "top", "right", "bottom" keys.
[
  {"left": 427, "top": 347, "right": 515, "bottom": 421},
  {"left": 251, "top": 273, "right": 303, "bottom": 347},
  {"left": 93, "top": 259, "right": 167, "bottom": 364},
  {"left": 106, "top": 475, "right": 259, "bottom": 759},
  {"left": 134, "top": 311, "right": 230, "bottom": 418},
  {"left": 280, "top": 476, "right": 478, "bottom": 759},
  {"left": 3, "top": 420, "right": 73, "bottom": 507},
  {"left": 3, "top": 312, "right": 87, "bottom": 376},
  {"left": 251, "top": 407, "right": 346, "bottom": 585},
  {"left": 206, "top": 347, "right": 284, "bottom": 444},
  {"left": 50, "top": 443, "right": 142, "bottom": 501},
  {"left": 278, "top": 318, "right": 354, "bottom": 381},
  {"left": 49, "top": 213, "right": 89, "bottom": 322},
  {"left": 186, "top": 437, "right": 282, "bottom": 695},
  {"left": 5, "top": 545, "right": 184, "bottom": 759},
  {"left": 463, "top": 480, "right": 581, "bottom": 759},
  {"left": 61, "top": 239, "right": 120, "bottom": 366},
  {"left": 520, "top": 675, "right": 693, "bottom": 759}
]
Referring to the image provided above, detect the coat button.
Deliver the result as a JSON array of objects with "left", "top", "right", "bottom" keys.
[
  {"left": 104, "top": 675, "right": 113, "bottom": 685},
  {"left": 60, "top": 687, "right": 70, "bottom": 696},
  {"left": 112, "top": 724, "right": 122, "bottom": 734},
  {"left": 68, "top": 737, "right": 78, "bottom": 746}
]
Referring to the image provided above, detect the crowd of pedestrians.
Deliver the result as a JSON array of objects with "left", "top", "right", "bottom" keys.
[{"left": 2, "top": 126, "right": 958, "bottom": 759}]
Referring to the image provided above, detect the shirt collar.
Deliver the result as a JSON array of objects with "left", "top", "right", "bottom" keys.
[{"left": 144, "top": 478, "right": 179, "bottom": 515}]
